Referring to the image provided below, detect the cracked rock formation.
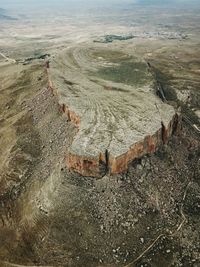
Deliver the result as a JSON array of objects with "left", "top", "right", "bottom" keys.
[{"left": 49, "top": 44, "right": 176, "bottom": 177}]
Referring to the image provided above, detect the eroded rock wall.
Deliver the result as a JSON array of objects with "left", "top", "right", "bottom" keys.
[{"left": 66, "top": 114, "right": 181, "bottom": 177}]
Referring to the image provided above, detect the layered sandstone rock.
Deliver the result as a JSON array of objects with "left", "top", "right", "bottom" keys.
[
  {"left": 66, "top": 114, "right": 180, "bottom": 177},
  {"left": 49, "top": 44, "right": 177, "bottom": 177}
]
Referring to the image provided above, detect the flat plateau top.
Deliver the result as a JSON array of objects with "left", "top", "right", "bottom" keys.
[{"left": 50, "top": 44, "right": 175, "bottom": 158}]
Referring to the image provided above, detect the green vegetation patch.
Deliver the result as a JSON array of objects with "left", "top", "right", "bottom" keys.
[
  {"left": 91, "top": 50, "right": 129, "bottom": 63},
  {"left": 91, "top": 59, "right": 152, "bottom": 87},
  {"left": 94, "top": 34, "right": 135, "bottom": 43}
]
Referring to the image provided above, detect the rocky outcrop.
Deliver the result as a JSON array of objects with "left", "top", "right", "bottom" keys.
[
  {"left": 66, "top": 114, "right": 181, "bottom": 177},
  {"left": 61, "top": 104, "right": 80, "bottom": 127},
  {"left": 46, "top": 46, "right": 180, "bottom": 178}
]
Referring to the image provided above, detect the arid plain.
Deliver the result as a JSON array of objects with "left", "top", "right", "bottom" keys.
[{"left": 0, "top": 2, "right": 200, "bottom": 267}]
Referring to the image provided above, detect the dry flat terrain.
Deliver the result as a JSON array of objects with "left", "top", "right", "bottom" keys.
[{"left": 0, "top": 3, "right": 200, "bottom": 267}]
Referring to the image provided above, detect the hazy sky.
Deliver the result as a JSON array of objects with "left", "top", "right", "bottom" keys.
[
  {"left": 1, "top": 0, "right": 199, "bottom": 5},
  {"left": 0, "top": 0, "right": 133, "bottom": 9},
  {"left": 1, "top": 0, "right": 199, "bottom": 11}
]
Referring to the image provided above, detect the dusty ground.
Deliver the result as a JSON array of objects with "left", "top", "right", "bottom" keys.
[
  {"left": 0, "top": 3, "right": 200, "bottom": 267},
  {"left": 0, "top": 58, "right": 199, "bottom": 267}
]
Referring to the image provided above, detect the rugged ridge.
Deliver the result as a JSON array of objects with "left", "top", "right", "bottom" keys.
[{"left": 47, "top": 45, "right": 179, "bottom": 177}]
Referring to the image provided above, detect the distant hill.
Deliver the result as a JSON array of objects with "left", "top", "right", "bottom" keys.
[
  {"left": 0, "top": 7, "right": 17, "bottom": 20},
  {"left": 137, "top": 0, "right": 200, "bottom": 6}
]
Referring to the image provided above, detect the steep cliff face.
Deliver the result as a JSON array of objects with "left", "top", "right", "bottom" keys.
[
  {"left": 61, "top": 104, "right": 81, "bottom": 127},
  {"left": 66, "top": 154, "right": 105, "bottom": 177},
  {"left": 66, "top": 114, "right": 181, "bottom": 177},
  {"left": 47, "top": 70, "right": 81, "bottom": 128}
]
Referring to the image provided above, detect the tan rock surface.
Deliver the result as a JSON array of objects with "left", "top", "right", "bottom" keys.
[{"left": 49, "top": 44, "right": 176, "bottom": 176}]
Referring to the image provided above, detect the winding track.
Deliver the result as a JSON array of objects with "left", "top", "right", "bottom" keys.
[{"left": 0, "top": 52, "right": 16, "bottom": 63}]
